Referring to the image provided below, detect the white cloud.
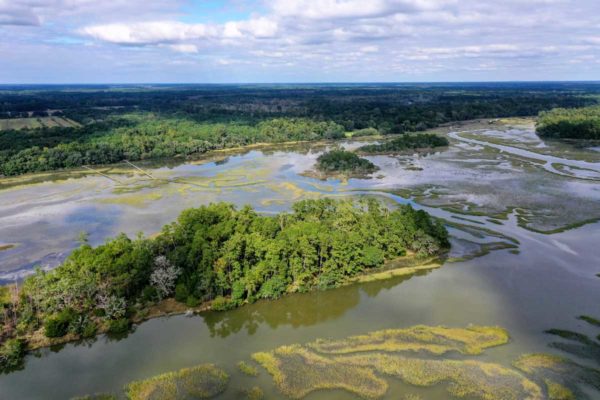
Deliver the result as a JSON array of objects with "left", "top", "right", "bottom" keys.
[
  {"left": 80, "top": 17, "right": 277, "bottom": 45},
  {"left": 169, "top": 43, "right": 198, "bottom": 53},
  {"left": 3, "top": 0, "right": 600, "bottom": 82},
  {"left": 270, "top": 0, "right": 453, "bottom": 20},
  {"left": 80, "top": 22, "right": 216, "bottom": 44}
]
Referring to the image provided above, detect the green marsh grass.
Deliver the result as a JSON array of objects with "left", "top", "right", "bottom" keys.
[{"left": 125, "top": 364, "right": 229, "bottom": 400}]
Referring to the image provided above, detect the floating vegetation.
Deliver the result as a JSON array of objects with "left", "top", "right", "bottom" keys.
[
  {"left": 0, "top": 243, "right": 16, "bottom": 252},
  {"left": 447, "top": 240, "right": 518, "bottom": 263},
  {"left": 338, "top": 354, "right": 543, "bottom": 400},
  {"left": 578, "top": 315, "right": 600, "bottom": 327},
  {"left": 252, "top": 344, "right": 388, "bottom": 399},
  {"left": 545, "top": 320, "right": 600, "bottom": 363},
  {"left": 514, "top": 354, "right": 600, "bottom": 400},
  {"left": 125, "top": 364, "right": 229, "bottom": 400},
  {"left": 309, "top": 325, "right": 509, "bottom": 356},
  {"left": 543, "top": 379, "right": 576, "bottom": 400},
  {"left": 237, "top": 361, "right": 259, "bottom": 376},
  {"left": 240, "top": 386, "right": 264, "bottom": 400},
  {"left": 99, "top": 191, "right": 163, "bottom": 207}
]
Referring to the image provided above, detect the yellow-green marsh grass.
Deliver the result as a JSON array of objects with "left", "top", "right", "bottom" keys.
[
  {"left": 240, "top": 386, "right": 264, "bottom": 400},
  {"left": 125, "top": 364, "right": 229, "bottom": 400},
  {"left": 99, "top": 192, "right": 163, "bottom": 207},
  {"left": 237, "top": 361, "right": 259, "bottom": 377},
  {"left": 310, "top": 325, "right": 509, "bottom": 356},
  {"left": 252, "top": 345, "right": 388, "bottom": 399},
  {"left": 544, "top": 379, "right": 575, "bottom": 400},
  {"left": 337, "top": 354, "right": 543, "bottom": 400}
]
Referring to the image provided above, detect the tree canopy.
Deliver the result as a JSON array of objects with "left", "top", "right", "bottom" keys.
[
  {"left": 0, "top": 198, "right": 449, "bottom": 370},
  {"left": 315, "top": 150, "right": 378, "bottom": 177},
  {"left": 359, "top": 134, "right": 449, "bottom": 154},
  {"left": 537, "top": 106, "right": 600, "bottom": 140}
]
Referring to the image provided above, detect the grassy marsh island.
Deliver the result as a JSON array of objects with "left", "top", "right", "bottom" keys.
[
  {"left": 308, "top": 149, "right": 379, "bottom": 179},
  {"left": 0, "top": 198, "right": 448, "bottom": 371},
  {"left": 125, "top": 364, "right": 229, "bottom": 400},
  {"left": 248, "top": 324, "right": 600, "bottom": 400},
  {"left": 358, "top": 134, "right": 449, "bottom": 155}
]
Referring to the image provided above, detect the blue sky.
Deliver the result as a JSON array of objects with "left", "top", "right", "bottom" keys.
[{"left": 1, "top": 0, "right": 600, "bottom": 83}]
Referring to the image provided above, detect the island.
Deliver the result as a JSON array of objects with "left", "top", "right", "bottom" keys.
[
  {"left": 307, "top": 149, "right": 379, "bottom": 179},
  {"left": 358, "top": 133, "right": 449, "bottom": 154},
  {"left": 0, "top": 198, "right": 449, "bottom": 372}
]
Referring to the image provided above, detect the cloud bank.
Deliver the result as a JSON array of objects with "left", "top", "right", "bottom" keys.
[{"left": 1, "top": 0, "right": 599, "bottom": 82}]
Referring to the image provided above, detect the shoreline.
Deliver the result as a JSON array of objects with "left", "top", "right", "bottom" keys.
[
  {"left": 0, "top": 117, "right": 534, "bottom": 186},
  {"left": 18, "top": 254, "right": 443, "bottom": 354}
]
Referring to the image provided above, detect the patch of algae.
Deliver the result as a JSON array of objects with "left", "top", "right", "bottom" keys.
[
  {"left": 337, "top": 354, "right": 543, "bottom": 400},
  {"left": 99, "top": 191, "right": 163, "bottom": 207},
  {"left": 237, "top": 361, "right": 259, "bottom": 376},
  {"left": 251, "top": 344, "right": 389, "bottom": 399},
  {"left": 514, "top": 354, "right": 600, "bottom": 400},
  {"left": 240, "top": 386, "right": 264, "bottom": 400},
  {"left": 261, "top": 182, "right": 323, "bottom": 206},
  {"left": 544, "top": 379, "right": 575, "bottom": 400},
  {"left": 125, "top": 364, "right": 229, "bottom": 400},
  {"left": 252, "top": 343, "right": 543, "bottom": 400},
  {"left": 309, "top": 325, "right": 509, "bottom": 356}
]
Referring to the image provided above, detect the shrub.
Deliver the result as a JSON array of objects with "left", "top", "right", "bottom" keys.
[
  {"left": 174, "top": 283, "right": 189, "bottom": 303},
  {"left": 211, "top": 296, "right": 235, "bottom": 311},
  {"left": 107, "top": 318, "right": 130, "bottom": 335},
  {"left": 0, "top": 338, "right": 25, "bottom": 373},
  {"left": 186, "top": 296, "right": 199, "bottom": 308},
  {"left": 141, "top": 286, "right": 157, "bottom": 303},
  {"left": 258, "top": 276, "right": 287, "bottom": 299},
  {"left": 82, "top": 321, "right": 98, "bottom": 338},
  {"left": 44, "top": 309, "right": 76, "bottom": 338}
]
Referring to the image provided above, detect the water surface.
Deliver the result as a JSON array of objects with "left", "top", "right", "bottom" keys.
[{"left": 0, "top": 124, "right": 599, "bottom": 399}]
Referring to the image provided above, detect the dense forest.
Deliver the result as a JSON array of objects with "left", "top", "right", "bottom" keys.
[
  {"left": 537, "top": 105, "right": 600, "bottom": 140},
  {"left": 0, "top": 198, "right": 448, "bottom": 372},
  {"left": 359, "top": 133, "right": 449, "bottom": 154},
  {"left": 0, "top": 83, "right": 597, "bottom": 176},
  {"left": 315, "top": 150, "right": 378, "bottom": 177},
  {"left": 0, "top": 116, "right": 344, "bottom": 176}
]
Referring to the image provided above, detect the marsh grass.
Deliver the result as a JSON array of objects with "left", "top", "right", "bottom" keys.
[
  {"left": 252, "top": 345, "right": 388, "bottom": 399},
  {"left": 309, "top": 325, "right": 509, "bottom": 356},
  {"left": 545, "top": 327, "right": 600, "bottom": 363},
  {"left": 578, "top": 315, "right": 600, "bottom": 327},
  {"left": 237, "top": 361, "right": 259, "bottom": 377},
  {"left": 125, "top": 364, "right": 229, "bottom": 400},
  {"left": 240, "top": 386, "right": 264, "bottom": 400},
  {"left": 514, "top": 354, "right": 600, "bottom": 400},
  {"left": 338, "top": 354, "right": 543, "bottom": 400}
]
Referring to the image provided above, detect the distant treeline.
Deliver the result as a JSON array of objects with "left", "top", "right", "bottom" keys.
[
  {"left": 0, "top": 84, "right": 597, "bottom": 176},
  {"left": 537, "top": 105, "right": 600, "bottom": 140},
  {"left": 0, "top": 116, "right": 344, "bottom": 176},
  {"left": 0, "top": 198, "right": 449, "bottom": 371}
]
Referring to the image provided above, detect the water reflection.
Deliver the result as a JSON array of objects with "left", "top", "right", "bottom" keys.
[{"left": 201, "top": 271, "right": 431, "bottom": 338}]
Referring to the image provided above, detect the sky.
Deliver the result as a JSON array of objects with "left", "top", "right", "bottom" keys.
[{"left": 1, "top": 0, "right": 600, "bottom": 83}]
